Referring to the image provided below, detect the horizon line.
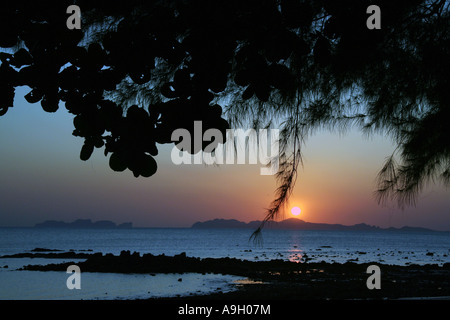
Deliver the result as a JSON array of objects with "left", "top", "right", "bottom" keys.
[{"left": 2, "top": 217, "right": 449, "bottom": 232}]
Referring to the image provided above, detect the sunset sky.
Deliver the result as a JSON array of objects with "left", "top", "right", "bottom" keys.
[{"left": 1, "top": 86, "right": 449, "bottom": 230}]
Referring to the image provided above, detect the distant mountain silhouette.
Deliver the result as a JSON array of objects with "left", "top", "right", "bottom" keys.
[
  {"left": 191, "top": 218, "right": 443, "bottom": 232},
  {"left": 34, "top": 219, "right": 132, "bottom": 229}
]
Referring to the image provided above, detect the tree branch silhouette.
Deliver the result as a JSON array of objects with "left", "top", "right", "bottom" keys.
[{"left": 1, "top": 0, "right": 449, "bottom": 232}]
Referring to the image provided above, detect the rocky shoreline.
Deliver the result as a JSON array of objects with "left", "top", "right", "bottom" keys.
[{"left": 7, "top": 250, "right": 450, "bottom": 300}]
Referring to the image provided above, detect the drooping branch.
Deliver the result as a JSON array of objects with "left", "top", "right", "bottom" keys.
[{"left": 250, "top": 93, "right": 304, "bottom": 242}]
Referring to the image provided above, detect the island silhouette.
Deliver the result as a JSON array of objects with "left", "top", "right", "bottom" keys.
[
  {"left": 34, "top": 219, "right": 132, "bottom": 229},
  {"left": 191, "top": 218, "right": 445, "bottom": 232},
  {"left": 33, "top": 217, "right": 445, "bottom": 232}
]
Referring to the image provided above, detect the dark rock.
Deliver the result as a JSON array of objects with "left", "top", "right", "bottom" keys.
[
  {"left": 0, "top": 251, "right": 93, "bottom": 259},
  {"left": 120, "top": 250, "right": 131, "bottom": 257},
  {"left": 175, "top": 252, "right": 187, "bottom": 258},
  {"left": 31, "top": 248, "right": 63, "bottom": 252}
]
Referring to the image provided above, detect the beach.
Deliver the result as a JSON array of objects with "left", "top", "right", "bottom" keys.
[
  {"left": 1, "top": 227, "right": 449, "bottom": 300},
  {"left": 9, "top": 250, "right": 450, "bottom": 300}
]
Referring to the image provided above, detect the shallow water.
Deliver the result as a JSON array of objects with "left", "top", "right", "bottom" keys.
[
  {"left": 0, "top": 269, "right": 239, "bottom": 300},
  {"left": 0, "top": 258, "right": 240, "bottom": 300}
]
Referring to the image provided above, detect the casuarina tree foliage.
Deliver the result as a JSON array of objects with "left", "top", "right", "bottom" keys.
[{"left": 0, "top": 1, "right": 448, "bottom": 232}]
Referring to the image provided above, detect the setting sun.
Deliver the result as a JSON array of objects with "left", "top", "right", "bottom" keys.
[{"left": 291, "top": 206, "right": 301, "bottom": 216}]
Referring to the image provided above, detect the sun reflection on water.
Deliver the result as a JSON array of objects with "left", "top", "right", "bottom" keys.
[{"left": 287, "top": 233, "right": 305, "bottom": 263}]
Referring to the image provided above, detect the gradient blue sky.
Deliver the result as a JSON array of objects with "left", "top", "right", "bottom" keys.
[{"left": 1, "top": 86, "right": 449, "bottom": 230}]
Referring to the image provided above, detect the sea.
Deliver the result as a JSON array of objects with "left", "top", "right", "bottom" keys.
[{"left": 0, "top": 227, "right": 449, "bottom": 300}]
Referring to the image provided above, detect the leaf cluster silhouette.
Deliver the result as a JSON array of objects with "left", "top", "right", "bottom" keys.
[{"left": 0, "top": 0, "right": 448, "bottom": 227}]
